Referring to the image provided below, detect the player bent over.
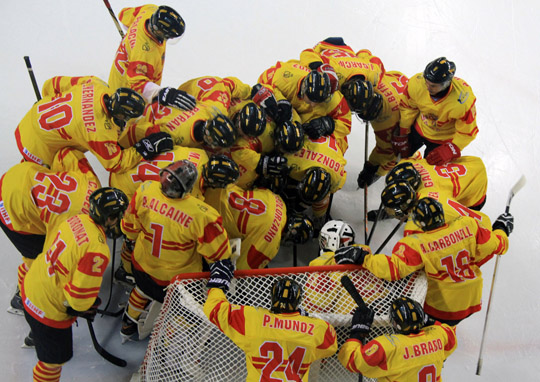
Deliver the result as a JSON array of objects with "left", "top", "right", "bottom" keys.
[
  {"left": 21, "top": 187, "right": 128, "bottom": 382},
  {"left": 336, "top": 196, "right": 512, "bottom": 325},
  {"left": 120, "top": 160, "right": 232, "bottom": 341},
  {"left": 204, "top": 261, "right": 337, "bottom": 381},
  {"left": 338, "top": 296, "right": 457, "bottom": 380}
]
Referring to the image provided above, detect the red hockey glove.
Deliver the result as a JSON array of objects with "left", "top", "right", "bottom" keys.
[
  {"left": 426, "top": 142, "right": 461, "bottom": 166},
  {"left": 391, "top": 130, "right": 411, "bottom": 158},
  {"left": 317, "top": 63, "right": 339, "bottom": 93},
  {"left": 251, "top": 84, "right": 279, "bottom": 121}
]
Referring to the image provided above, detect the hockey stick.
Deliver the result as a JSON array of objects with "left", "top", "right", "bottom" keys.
[
  {"left": 476, "top": 174, "right": 526, "bottom": 375},
  {"left": 374, "top": 216, "right": 407, "bottom": 254},
  {"left": 101, "top": 238, "right": 117, "bottom": 315},
  {"left": 366, "top": 203, "right": 383, "bottom": 246},
  {"left": 340, "top": 275, "right": 366, "bottom": 382},
  {"left": 97, "top": 307, "right": 124, "bottom": 317},
  {"left": 23, "top": 56, "right": 41, "bottom": 101},
  {"left": 102, "top": 0, "right": 125, "bottom": 38},
  {"left": 86, "top": 319, "right": 127, "bottom": 367},
  {"left": 363, "top": 120, "right": 369, "bottom": 244}
]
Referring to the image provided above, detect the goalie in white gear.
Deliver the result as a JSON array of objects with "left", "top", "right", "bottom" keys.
[{"left": 318, "top": 220, "right": 356, "bottom": 255}]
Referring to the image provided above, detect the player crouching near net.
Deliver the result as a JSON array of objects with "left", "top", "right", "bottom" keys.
[
  {"left": 21, "top": 187, "right": 128, "bottom": 382},
  {"left": 203, "top": 260, "right": 338, "bottom": 381},
  {"left": 330, "top": 192, "right": 513, "bottom": 326},
  {"left": 338, "top": 296, "right": 457, "bottom": 380},
  {"left": 119, "top": 160, "right": 232, "bottom": 342}
]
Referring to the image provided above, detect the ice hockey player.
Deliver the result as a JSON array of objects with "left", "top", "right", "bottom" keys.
[
  {"left": 255, "top": 59, "right": 352, "bottom": 153},
  {"left": 338, "top": 296, "right": 457, "bottom": 380},
  {"left": 21, "top": 187, "right": 128, "bottom": 382},
  {"left": 108, "top": 4, "right": 196, "bottom": 110},
  {"left": 15, "top": 77, "right": 174, "bottom": 172},
  {"left": 354, "top": 71, "right": 410, "bottom": 188},
  {"left": 1, "top": 148, "right": 101, "bottom": 315},
  {"left": 336, "top": 197, "right": 513, "bottom": 325},
  {"left": 204, "top": 267, "right": 338, "bottom": 381},
  {"left": 203, "top": 154, "right": 313, "bottom": 269},
  {"left": 393, "top": 57, "right": 478, "bottom": 166},
  {"left": 119, "top": 160, "right": 232, "bottom": 340}
]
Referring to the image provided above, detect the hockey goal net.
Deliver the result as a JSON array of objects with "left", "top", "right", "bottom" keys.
[{"left": 136, "top": 265, "right": 427, "bottom": 382}]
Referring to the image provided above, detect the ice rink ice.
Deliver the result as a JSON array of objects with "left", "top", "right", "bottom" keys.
[{"left": 0, "top": 0, "right": 538, "bottom": 380}]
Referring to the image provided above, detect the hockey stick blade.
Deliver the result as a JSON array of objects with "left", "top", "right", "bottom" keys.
[
  {"left": 505, "top": 175, "right": 526, "bottom": 213},
  {"left": 87, "top": 319, "right": 127, "bottom": 367},
  {"left": 340, "top": 275, "right": 367, "bottom": 309}
]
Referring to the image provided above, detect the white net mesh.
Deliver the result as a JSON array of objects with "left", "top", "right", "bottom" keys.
[{"left": 137, "top": 265, "right": 427, "bottom": 382}]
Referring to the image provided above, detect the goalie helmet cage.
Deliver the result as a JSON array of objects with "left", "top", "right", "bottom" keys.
[{"left": 136, "top": 265, "right": 427, "bottom": 382}]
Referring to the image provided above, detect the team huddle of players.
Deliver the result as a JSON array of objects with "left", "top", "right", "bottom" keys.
[{"left": 1, "top": 3, "right": 515, "bottom": 381}]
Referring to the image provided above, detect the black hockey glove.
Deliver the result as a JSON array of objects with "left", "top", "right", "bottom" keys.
[
  {"left": 207, "top": 259, "right": 235, "bottom": 292},
  {"left": 256, "top": 155, "right": 289, "bottom": 177},
  {"left": 492, "top": 212, "right": 514, "bottom": 236},
  {"left": 66, "top": 297, "right": 101, "bottom": 322},
  {"left": 302, "top": 117, "right": 335, "bottom": 139},
  {"left": 275, "top": 99, "right": 293, "bottom": 125},
  {"left": 334, "top": 246, "right": 369, "bottom": 266},
  {"left": 350, "top": 306, "right": 374, "bottom": 340},
  {"left": 134, "top": 132, "right": 174, "bottom": 160},
  {"left": 357, "top": 162, "right": 380, "bottom": 189},
  {"left": 251, "top": 84, "right": 279, "bottom": 121},
  {"left": 157, "top": 87, "right": 197, "bottom": 111}
]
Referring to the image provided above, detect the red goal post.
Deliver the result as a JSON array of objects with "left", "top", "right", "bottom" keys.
[{"left": 136, "top": 265, "right": 427, "bottom": 382}]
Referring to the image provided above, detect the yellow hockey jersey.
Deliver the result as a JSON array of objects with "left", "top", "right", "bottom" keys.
[
  {"left": 121, "top": 181, "right": 231, "bottom": 285},
  {"left": 109, "top": 146, "right": 208, "bottom": 200},
  {"left": 299, "top": 40, "right": 385, "bottom": 87},
  {"left": 0, "top": 147, "right": 101, "bottom": 235},
  {"left": 286, "top": 135, "right": 347, "bottom": 194},
  {"left": 404, "top": 191, "right": 492, "bottom": 237},
  {"left": 364, "top": 216, "right": 509, "bottom": 321},
  {"left": 338, "top": 323, "right": 457, "bottom": 381},
  {"left": 21, "top": 214, "right": 110, "bottom": 328},
  {"left": 258, "top": 60, "right": 352, "bottom": 153},
  {"left": 118, "top": 101, "right": 213, "bottom": 149},
  {"left": 204, "top": 184, "right": 288, "bottom": 269},
  {"left": 229, "top": 121, "right": 276, "bottom": 190},
  {"left": 178, "top": 76, "right": 252, "bottom": 116},
  {"left": 399, "top": 73, "right": 478, "bottom": 150},
  {"left": 204, "top": 288, "right": 338, "bottom": 381},
  {"left": 405, "top": 156, "right": 487, "bottom": 209},
  {"left": 108, "top": 4, "right": 166, "bottom": 100},
  {"left": 369, "top": 71, "right": 409, "bottom": 175},
  {"left": 15, "top": 76, "right": 142, "bottom": 172}
]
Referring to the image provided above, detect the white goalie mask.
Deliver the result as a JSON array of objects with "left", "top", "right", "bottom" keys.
[{"left": 318, "top": 220, "right": 356, "bottom": 253}]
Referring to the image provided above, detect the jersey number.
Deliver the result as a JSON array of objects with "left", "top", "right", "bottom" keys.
[
  {"left": 37, "top": 94, "right": 74, "bottom": 131},
  {"left": 32, "top": 172, "right": 79, "bottom": 217},
  {"left": 418, "top": 364, "right": 437, "bottom": 382},
  {"left": 228, "top": 192, "right": 267, "bottom": 216},
  {"left": 259, "top": 341, "right": 306, "bottom": 382},
  {"left": 440, "top": 249, "right": 475, "bottom": 282},
  {"left": 149, "top": 223, "right": 164, "bottom": 258},
  {"left": 45, "top": 231, "right": 67, "bottom": 277}
]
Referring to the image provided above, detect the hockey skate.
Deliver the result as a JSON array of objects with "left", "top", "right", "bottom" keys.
[
  {"left": 7, "top": 288, "right": 24, "bottom": 316},
  {"left": 114, "top": 264, "right": 136, "bottom": 288},
  {"left": 120, "top": 312, "right": 139, "bottom": 343},
  {"left": 22, "top": 331, "right": 34, "bottom": 348}
]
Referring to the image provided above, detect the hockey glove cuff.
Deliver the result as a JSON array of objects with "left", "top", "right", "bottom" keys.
[
  {"left": 251, "top": 84, "right": 279, "bottom": 121},
  {"left": 350, "top": 306, "right": 374, "bottom": 340},
  {"left": 66, "top": 297, "right": 101, "bottom": 322},
  {"left": 492, "top": 212, "right": 514, "bottom": 236},
  {"left": 303, "top": 117, "right": 335, "bottom": 139},
  {"left": 334, "top": 246, "right": 370, "bottom": 265},
  {"left": 207, "top": 259, "right": 235, "bottom": 292},
  {"left": 134, "top": 132, "right": 174, "bottom": 160},
  {"left": 357, "top": 162, "right": 380, "bottom": 189},
  {"left": 157, "top": 87, "right": 196, "bottom": 111},
  {"left": 426, "top": 142, "right": 461, "bottom": 166},
  {"left": 391, "top": 129, "right": 411, "bottom": 158}
]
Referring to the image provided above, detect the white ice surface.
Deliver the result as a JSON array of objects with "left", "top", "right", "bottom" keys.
[{"left": 0, "top": 1, "right": 538, "bottom": 380}]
